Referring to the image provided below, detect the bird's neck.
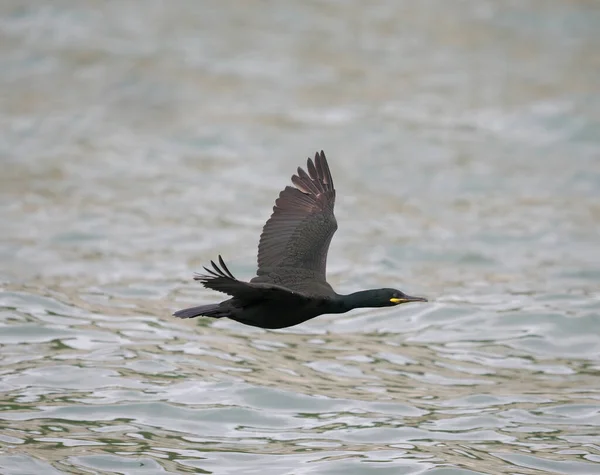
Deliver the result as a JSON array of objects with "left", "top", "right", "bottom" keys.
[{"left": 336, "top": 290, "right": 381, "bottom": 312}]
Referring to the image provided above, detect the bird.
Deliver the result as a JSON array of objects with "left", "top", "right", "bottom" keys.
[{"left": 174, "top": 151, "right": 427, "bottom": 329}]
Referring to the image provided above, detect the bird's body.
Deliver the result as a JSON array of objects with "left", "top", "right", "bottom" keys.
[{"left": 174, "top": 151, "right": 426, "bottom": 329}]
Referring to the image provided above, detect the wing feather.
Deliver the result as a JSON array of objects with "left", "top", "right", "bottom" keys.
[
  {"left": 194, "top": 255, "right": 303, "bottom": 302},
  {"left": 256, "top": 150, "right": 337, "bottom": 279}
]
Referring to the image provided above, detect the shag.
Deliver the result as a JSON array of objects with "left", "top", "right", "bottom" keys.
[{"left": 174, "top": 151, "right": 427, "bottom": 329}]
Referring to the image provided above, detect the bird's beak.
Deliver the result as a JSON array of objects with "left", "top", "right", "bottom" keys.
[{"left": 390, "top": 295, "right": 428, "bottom": 304}]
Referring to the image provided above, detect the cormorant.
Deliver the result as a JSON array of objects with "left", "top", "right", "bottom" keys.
[{"left": 174, "top": 151, "right": 427, "bottom": 329}]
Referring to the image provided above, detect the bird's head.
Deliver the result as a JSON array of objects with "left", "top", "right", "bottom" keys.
[{"left": 379, "top": 288, "right": 428, "bottom": 307}]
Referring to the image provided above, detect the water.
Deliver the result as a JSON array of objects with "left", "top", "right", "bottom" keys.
[{"left": 1, "top": 1, "right": 599, "bottom": 474}]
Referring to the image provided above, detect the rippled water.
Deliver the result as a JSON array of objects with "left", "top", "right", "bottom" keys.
[{"left": 1, "top": 1, "right": 600, "bottom": 474}]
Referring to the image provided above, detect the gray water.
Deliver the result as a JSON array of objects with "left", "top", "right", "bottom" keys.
[{"left": 1, "top": 1, "right": 600, "bottom": 474}]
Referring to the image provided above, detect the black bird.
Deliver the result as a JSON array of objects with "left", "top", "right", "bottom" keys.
[{"left": 174, "top": 151, "right": 427, "bottom": 329}]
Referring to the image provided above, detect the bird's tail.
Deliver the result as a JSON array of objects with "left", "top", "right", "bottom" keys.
[{"left": 173, "top": 303, "right": 227, "bottom": 320}]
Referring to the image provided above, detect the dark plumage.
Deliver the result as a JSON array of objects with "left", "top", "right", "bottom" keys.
[{"left": 174, "top": 151, "right": 427, "bottom": 329}]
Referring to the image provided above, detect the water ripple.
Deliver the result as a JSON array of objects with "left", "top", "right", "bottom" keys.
[{"left": 2, "top": 0, "right": 600, "bottom": 473}]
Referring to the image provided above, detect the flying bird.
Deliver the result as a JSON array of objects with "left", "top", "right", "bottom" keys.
[{"left": 174, "top": 151, "right": 427, "bottom": 329}]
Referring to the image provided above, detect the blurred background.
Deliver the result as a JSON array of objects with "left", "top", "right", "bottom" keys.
[{"left": 1, "top": 1, "right": 599, "bottom": 474}]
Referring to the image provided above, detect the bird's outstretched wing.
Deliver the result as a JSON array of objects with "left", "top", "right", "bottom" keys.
[
  {"left": 256, "top": 151, "right": 337, "bottom": 280},
  {"left": 195, "top": 255, "right": 305, "bottom": 302}
]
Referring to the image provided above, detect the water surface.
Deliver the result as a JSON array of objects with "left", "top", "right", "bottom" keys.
[{"left": 1, "top": 1, "right": 599, "bottom": 474}]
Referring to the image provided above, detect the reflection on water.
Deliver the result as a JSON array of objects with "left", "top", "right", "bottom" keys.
[{"left": 1, "top": 1, "right": 599, "bottom": 474}]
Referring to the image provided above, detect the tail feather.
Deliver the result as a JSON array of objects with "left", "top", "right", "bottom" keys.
[{"left": 173, "top": 303, "right": 226, "bottom": 320}]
